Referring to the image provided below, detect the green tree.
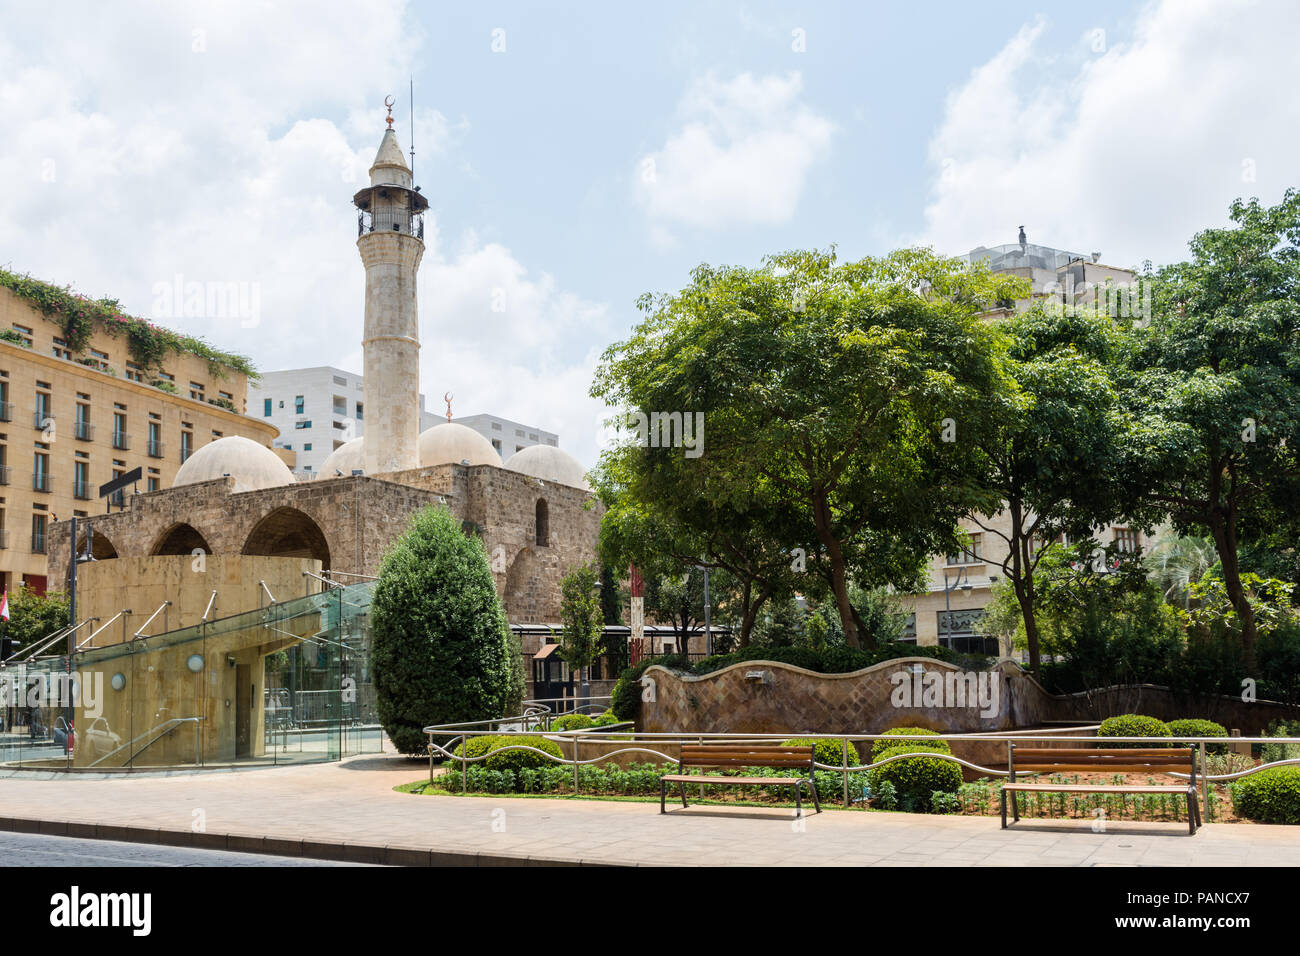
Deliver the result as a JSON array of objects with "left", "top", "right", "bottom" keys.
[
  {"left": 555, "top": 562, "right": 604, "bottom": 684},
  {"left": 370, "top": 506, "right": 514, "bottom": 756},
  {"left": 0, "top": 587, "right": 70, "bottom": 654},
  {"left": 592, "top": 247, "right": 1020, "bottom": 647},
  {"left": 963, "top": 306, "right": 1132, "bottom": 675},
  {"left": 1120, "top": 190, "right": 1300, "bottom": 671}
]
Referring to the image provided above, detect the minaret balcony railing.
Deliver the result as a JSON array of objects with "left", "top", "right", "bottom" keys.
[{"left": 357, "top": 210, "right": 425, "bottom": 241}]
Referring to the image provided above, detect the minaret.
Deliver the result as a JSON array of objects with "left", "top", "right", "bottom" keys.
[{"left": 353, "top": 98, "right": 428, "bottom": 474}]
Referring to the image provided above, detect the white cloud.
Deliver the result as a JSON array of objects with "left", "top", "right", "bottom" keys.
[
  {"left": 920, "top": 0, "right": 1300, "bottom": 267},
  {"left": 634, "top": 71, "right": 834, "bottom": 235},
  {"left": 0, "top": 0, "right": 610, "bottom": 465}
]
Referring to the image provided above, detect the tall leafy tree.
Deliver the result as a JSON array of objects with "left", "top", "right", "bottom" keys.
[
  {"left": 1120, "top": 190, "right": 1300, "bottom": 671},
  {"left": 962, "top": 306, "right": 1132, "bottom": 675},
  {"left": 592, "top": 247, "right": 1020, "bottom": 647},
  {"left": 555, "top": 562, "right": 604, "bottom": 683}
]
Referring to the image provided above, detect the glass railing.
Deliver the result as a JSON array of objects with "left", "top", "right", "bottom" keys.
[{"left": 0, "top": 581, "right": 380, "bottom": 770}]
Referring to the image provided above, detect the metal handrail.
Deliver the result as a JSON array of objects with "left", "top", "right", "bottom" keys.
[
  {"left": 201, "top": 590, "right": 218, "bottom": 622},
  {"left": 260, "top": 581, "right": 275, "bottom": 604},
  {"left": 132, "top": 600, "right": 171, "bottom": 638},
  {"left": 10, "top": 617, "right": 94, "bottom": 662},
  {"left": 82, "top": 610, "right": 128, "bottom": 648},
  {"left": 423, "top": 723, "right": 1300, "bottom": 805},
  {"left": 87, "top": 716, "right": 204, "bottom": 768}
]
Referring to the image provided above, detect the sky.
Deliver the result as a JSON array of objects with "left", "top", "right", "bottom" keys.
[{"left": 1, "top": 0, "right": 1296, "bottom": 469}]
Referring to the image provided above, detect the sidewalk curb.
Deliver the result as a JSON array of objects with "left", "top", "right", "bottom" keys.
[{"left": 0, "top": 815, "right": 608, "bottom": 866}]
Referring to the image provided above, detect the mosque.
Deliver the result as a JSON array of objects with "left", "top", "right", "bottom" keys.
[{"left": 49, "top": 112, "right": 602, "bottom": 640}]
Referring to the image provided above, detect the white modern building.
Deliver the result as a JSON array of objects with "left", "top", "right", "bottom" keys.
[
  {"left": 453, "top": 413, "right": 558, "bottom": 459},
  {"left": 249, "top": 368, "right": 559, "bottom": 476},
  {"left": 248, "top": 366, "right": 440, "bottom": 476}
]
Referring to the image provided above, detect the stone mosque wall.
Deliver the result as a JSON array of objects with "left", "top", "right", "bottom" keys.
[{"left": 49, "top": 462, "right": 602, "bottom": 627}]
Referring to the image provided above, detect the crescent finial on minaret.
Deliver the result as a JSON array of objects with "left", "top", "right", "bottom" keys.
[
  {"left": 444, "top": 391, "right": 454, "bottom": 422},
  {"left": 384, "top": 95, "right": 395, "bottom": 129}
]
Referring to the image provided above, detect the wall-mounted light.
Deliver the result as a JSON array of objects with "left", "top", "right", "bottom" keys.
[
  {"left": 111, "top": 673, "right": 126, "bottom": 691},
  {"left": 186, "top": 654, "right": 204, "bottom": 673},
  {"left": 744, "top": 670, "right": 770, "bottom": 684}
]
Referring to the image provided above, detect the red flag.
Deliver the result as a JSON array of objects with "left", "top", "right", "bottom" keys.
[{"left": 0, "top": 590, "right": 8, "bottom": 622}]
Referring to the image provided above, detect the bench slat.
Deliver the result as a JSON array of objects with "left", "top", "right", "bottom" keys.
[
  {"left": 1014, "top": 748, "right": 1193, "bottom": 758},
  {"left": 661, "top": 775, "right": 806, "bottom": 786},
  {"left": 1004, "top": 784, "right": 1194, "bottom": 794},
  {"left": 1012, "top": 765, "right": 1194, "bottom": 774}
]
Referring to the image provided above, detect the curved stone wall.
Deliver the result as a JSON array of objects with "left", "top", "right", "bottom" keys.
[{"left": 639, "top": 658, "right": 1297, "bottom": 737}]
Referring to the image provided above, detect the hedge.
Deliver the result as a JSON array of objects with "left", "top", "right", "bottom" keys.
[
  {"left": 1230, "top": 767, "right": 1300, "bottom": 824},
  {"left": 481, "top": 735, "right": 565, "bottom": 772},
  {"left": 1166, "top": 719, "right": 1228, "bottom": 754},
  {"left": 1098, "top": 714, "right": 1171, "bottom": 747},
  {"left": 872, "top": 727, "right": 949, "bottom": 760},
  {"left": 867, "top": 744, "right": 962, "bottom": 812},
  {"left": 550, "top": 713, "right": 594, "bottom": 732},
  {"left": 783, "top": 737, "right": 859, "bottom": 768}
]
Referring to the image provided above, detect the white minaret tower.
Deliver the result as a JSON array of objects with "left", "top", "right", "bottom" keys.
[{"left": 353, "top": 97, "right": 428, "bottom": 474}]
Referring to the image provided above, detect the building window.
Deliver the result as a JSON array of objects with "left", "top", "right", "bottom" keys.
[
  {"left": 148, "top": 476, "right": 160, "bottom": 492},
  {"left": 31, "top": 513, "right": 46, "bottom": 554},
  {"left": 190, "top": 382, "right": 205, "bottom": 401},
  {"left": 355, "top": 402, "right": 363, "bottom": 420},
  {"left": 32, "top": 452, "right": 49, "bottom": 493},
  {"left": 11, "top": 325, "right": 33, "bottom": 347},
  {"left": 180, "top": 430, "right": 193, "bottom": 462},
  {"left": 333, "top": 395, "right": 347, "bottom": 415},
  {"left": 936, "top": 609, "right": 995, "bottom": 655},
  {"left": 125, "top": 361, "right": 144, "bottom": 383},
  {"left": 113, "top": 412, "right": 129, "bottom": 450},
  {"left": 33, "top": 390, "right": 51, "bottom": 431},
  {"left": 332, "top": 375, "right": 347, "bottom": 386},
  {"left": 945, "top": 534, "right": 983, "bottom": 565},
  {"left": 52, "top": 336, "right": 71, "bottom": 360},
  {"left": 295, "top": 420, "right": 312, "bottom": 429},
  {"left": 148, "top": 421, "right": 164, "bottom": 458},
  {"left": 74, "top": 460, "right": 90, "bottom": 499},
  {"left": 294, "top": 395, "right": 304, "bottom": 415},
  {"left": 899, "top": 614, "right": 917, "bottom": 644},
  {"left": 491, "top": 439, "right": 501, "bottom": 452},
  {"left": 1113, "top": 527, "right": 1140, "bottom": 554},
  {"left": 535, "top": 499, "right": 549, "bottom": 548},
  {"left": 303, "top": 443, "right": 312, "bottom": 452},
  {"left": 263, "top": 398, "right": 272, "bottom": 417},
  {"left": 74, "top": 403, "right": 93, "bottom": 441},
  {"left": 0, "top": 379, "right": 9, "bottom": 422}
]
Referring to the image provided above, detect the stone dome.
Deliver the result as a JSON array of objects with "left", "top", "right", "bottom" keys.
[
  {"left": 320, "top": 436, "right": 365, "bottom": 476},
  {"left": 418, "top": 423, "right": 502, "bottom": 468},
  {"left": 504, "top": 444, "right": 589, "bottom": 490},
  {"left": 173, "top": 435, "right": 295, "bottom": 493}
]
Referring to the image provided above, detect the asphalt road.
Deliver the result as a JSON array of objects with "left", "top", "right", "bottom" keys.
[{"left": 0, "top": 831, "right": 372, "bottom": 866}]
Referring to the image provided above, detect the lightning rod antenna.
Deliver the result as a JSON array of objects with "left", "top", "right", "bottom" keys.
[{"left": 409, "top": 77, "right": 415, "bottom": 175}]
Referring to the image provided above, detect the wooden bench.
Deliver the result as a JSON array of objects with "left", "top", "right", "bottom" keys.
[
  {"left": 1001, "top": 745, "right": 1202, "bottom": 835},
  {"left": 660, "top": 744, "right": 822, "bottom": 815}
]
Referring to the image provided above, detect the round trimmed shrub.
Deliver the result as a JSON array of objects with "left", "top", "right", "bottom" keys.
[
  {"left": 482, "top": 735, "right": 564, "bottom": 772},
  {"left": 1098, "top": 714, "right": 1171, "bottom": 748},
  {"left": 873, "top": 727, "right": 950, "bottom": 759},
  {"left": 449, "top": 736, "right": 495, "bottom": 760},
  {"left": 1230, "top": 767, "right": 1300, "bottom": 824},
  {"left": 867, "top": 744, "right": 962, "bottom": 812},
  {"left": 592, "top": 711, "right": 620, "bottom": 727},
  {"left": 783, "top": 737, "right": 859, "bottom": 768},
  {"left": 371, "top": 506, "right": 514, "bottom": 755},
  {"left": 551, "top": 713, "right": 594, "bottom": 731},
  {"left": 1167, "top": 719, "right": 1229, "bottom": 754}
]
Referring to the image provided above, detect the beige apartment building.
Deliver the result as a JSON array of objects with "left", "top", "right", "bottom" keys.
[
  {"left": 896, "top": 236, "right": 1148, "bottom": 656},
  {"left": 0, "top": 281, "right": 278, "bottom": 594}
]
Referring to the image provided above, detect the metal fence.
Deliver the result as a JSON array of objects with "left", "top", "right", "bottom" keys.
[{"left": 423, "top": 717, "right": 1300, "bottom": 810}]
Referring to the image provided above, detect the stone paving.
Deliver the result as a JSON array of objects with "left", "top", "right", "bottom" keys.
[{"left": 0, "top": 754, "right": 1296, "bottom": 866}]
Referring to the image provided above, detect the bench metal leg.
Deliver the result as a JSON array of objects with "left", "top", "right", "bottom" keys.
[
  {"left": 1001, "top": 788, "right": 1008, "bottom": 829},
  {"left": 678, "top": 780, "right": 688, "bottom": 809},
  {"left": 1012, "top": 789, "right": 1020, "bottom": 823},
  {"left": 660, "top": 779, "right": 666, "bottom": 814},
  {"left": 808, "top": 777, "right": 821, "bottom": 813},
  {"left": 794, "top": 783, "right": 802, "bottom": 817},
  {"left": 1187, "top": 789, "right": 1200, "bottom": 834}
]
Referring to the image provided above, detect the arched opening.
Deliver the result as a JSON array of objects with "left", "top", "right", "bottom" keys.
[
  {"left": 150, "top": 523, "right": 211, "bottom": 556},
  {"left": 535, "top": 499, "right": 549, "bottom": 548},
  {"left": 77, "top": 529, "right": 118, "bottom": 560},
  {"left": 242, "top": 507, "right": 330, "bottom": 569}
]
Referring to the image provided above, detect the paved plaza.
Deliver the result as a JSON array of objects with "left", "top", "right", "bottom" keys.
[{"left": 0, "top": 755, "right": 1296, "bottom": 866}]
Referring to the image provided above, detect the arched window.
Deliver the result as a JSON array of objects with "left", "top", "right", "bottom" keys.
[{"left": 535, "top": 499, "right": 549, "bottom": 548}]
